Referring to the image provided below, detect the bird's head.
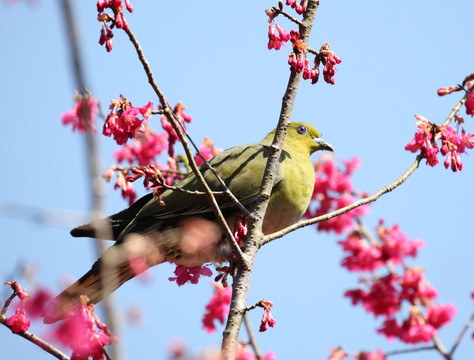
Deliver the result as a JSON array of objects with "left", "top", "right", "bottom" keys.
[{"left": 261, "top": 122, "right": 334, "bottom": 155}]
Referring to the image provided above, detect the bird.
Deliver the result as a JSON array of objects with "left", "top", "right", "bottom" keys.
[{"left": 43, "top": 122, "right": 333, "bottom": 323}]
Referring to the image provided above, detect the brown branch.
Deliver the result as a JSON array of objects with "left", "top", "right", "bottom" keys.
[
  {"left": 272, "top": 7, "right": 305, "bottom": 26},
  {"left": 220, "top": 1, "right": 321, "bottom": 358},
  {"left": 123, "top": 26, "right": 249, "bottom": 217},
  {"left": 449, "top": 310, "right": 474, "bottom": 357},
  {"left": 384, "top": 345, "right": 436, "bottom": 357},
  {"left": 123, "top": 27, "right": 245, "bottom": 262},
  {"left": 263, "top": 84, "right": 473, "bottom": 245},
  {"left": 431, "top": 334, "right": 450, "bottom": 360},
  {"left": 243, "top": 314, "right": 263, "bottom": 360},
  {"left": 263, "top": 153, "right": 423, "bottom": 244},
  {"left": 58, "top": 1, "right": 121, "bottom": 359},
  {"left": 0, "top": 314, "right": 70, "bottom": 360}
]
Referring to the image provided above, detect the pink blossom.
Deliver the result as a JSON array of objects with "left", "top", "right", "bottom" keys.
[
  {"left": 437, "top": 85, "right": 460, "bottom": 96},
  {"left": 344, "top": 288, "right": 366, "bottom": 306},
  {"left": 53, "top": 296, "right": 116, "bottom": 360},
  {"left": 377, "top": 317, "right": 401, "bottom": 340},
  {"left": 465, "top": 91, "right": 474, "bottom": 116},
  {"left": 233, "top": 214, "right": 248, "bottom": 246},
  {"left": 263, "top": 351, "right": 277, "bottom": 360},
  {"left": 322, "top": 50, "right": 341, "bottom": 85},
  {"left": 306, "top": 155, "right": 369, "bottom": 234},
  {"left": 426, "top": 303, "right": 456, "bottom": 329},
  {"left": 5, "top": 281, "right": 29, "bottom": 300},
  {"left": 400, "top": 267, "right": 438, "bottom": 304},
  {"left": 103, "top": 97, "right": 154, "bottom": 145},
  {"left": 160, "top": 102, "right": 193, "bottom": 157},
  {"left": 113, "top": 169, "right": 137, "bottom": 205},
  {"left": 267, "top": 25, "right": 283, "bottom": 50},
  {"left": 439, "top": 126, "right": 474, "bottom": 172},
  {"left": 113, "top": 129, "right": 169, "bottom": 166},
  {"left": 275, "top": 23, "right": 290, "bottom": 42},
  {"left": 259, "top": 301, "right": 276, "bottom": 332},
  {"left": 362, "top": 274, "right": 401, "bottom": 316},
  {"left": 235, "top": 344, "right": 256, "bottom": 360},
  {"left": 61, "top": 96, "right": 98, "bottom": 133},
  {"left": 399, "top": 309, "right": 436, "bottom": 343},
  {"left": 324, "top": 347, "right": 349, "bottom": 360},
  {"left": 378, "top": 223, "right": 424, "bottom": 264},
  {"left": 168, "top": 264, "right": 212, "bottom": 286},
  {"left": 26, "top": 287, "right": 53, "bottom": 319},
  {"left": 202, "top": 283, "right": 232, "bottom": 333},
  {"left": 4, "top": 281, "right": 31, "bottom": 333},
  {"left": 404, "top": 115, "right": 439, "bottom": 166},
  {"left": 195, "top": 136, "right": 221, "bottom": 166},
  {"left": 98, "top": 24, "right": 114, "bottom": 52},
  {"left": 354, "top": 349, "right": 386, "bottom": 360},
  {"left": 339, "top": 233, "right": 383, "bottom": 271},
  {"left": 7, "top": 308, "right": 30, "bottom": 333}
]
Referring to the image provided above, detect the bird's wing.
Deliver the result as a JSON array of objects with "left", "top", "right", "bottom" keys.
[{"left": 125, "top": 143, "right": 284, "bottom": 229}]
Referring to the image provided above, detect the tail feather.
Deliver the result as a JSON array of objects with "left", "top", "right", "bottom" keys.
[
  {"left": 44, "top": 241, "right": 153, "bottom": 324},
  {"left": 70, "top": 193, "right": 155, "bottom": 240}
]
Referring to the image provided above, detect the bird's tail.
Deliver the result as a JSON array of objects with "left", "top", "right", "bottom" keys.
[{"left": 44, "top": 234, "right": 164, "bottom": 324}]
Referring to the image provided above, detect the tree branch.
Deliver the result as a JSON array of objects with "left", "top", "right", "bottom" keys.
[
  {"left": 220, "top": 1, "right": 321, "bottom": 358},
  {"left": 58, "top": 1, "right": 121, "bottom": 358},
  {"left": 449, "top": 310, "right": 474, "bottom": 357},
  {"left": 123, "top": 27, "right": 245, "bottom": 262},
  {"left": 0, "top": 315, "right": 70, "bottom": 360},
  {"left": 263, "top": 84, "right": 474, "bottom": 244}
]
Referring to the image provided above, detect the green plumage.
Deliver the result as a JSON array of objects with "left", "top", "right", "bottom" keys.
[{"left": 44, "top": 122, "right": 333, "bottom": 323}]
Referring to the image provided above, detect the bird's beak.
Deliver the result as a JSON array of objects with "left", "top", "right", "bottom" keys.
[{"left": 314, "top": 138, "right": 334, "bottom": 152}]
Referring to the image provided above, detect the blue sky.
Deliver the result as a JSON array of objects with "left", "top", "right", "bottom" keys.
[{"left": 1, "top": 1, "right": 473, "bottom": 359}]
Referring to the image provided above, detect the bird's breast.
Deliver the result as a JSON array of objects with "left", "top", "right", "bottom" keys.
[{"left": 262, "top": 155, "right": 315, "bottom": 234}]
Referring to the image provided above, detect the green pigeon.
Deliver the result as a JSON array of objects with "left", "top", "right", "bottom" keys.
[{"left": 44, "top": 122, "right": 333, "bottom": 323}]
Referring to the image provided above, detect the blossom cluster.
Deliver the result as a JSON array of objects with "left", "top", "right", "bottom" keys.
[
  {"left": 160, "top": 102, "right": 193, "bottom": 157},
  {"left": 304, "top": 155, "right": 369, "bottom": 233},
  {"left": 53, "top": 295, "right": 118, "bottom": 360},
  {"left": 404, "top": 114, "right": 474, "bottom": 171},
  {"left": 194, "top": 136, "right": 222, "bottom": 166},
  {"left": 202, "top": 282, "right": 232, "bottom": 333},
  {"left": 97, "top": 0, "right": 134, "bottom": 52},
  {"left": 4, "top": 281, "right": 30, "bottom": 333},
  {"left": 99, "top": 99, "right": 195, "bottom": 205},
  {"left": 437, "top": 73, "right": 474, "bottom": 117},
  {"left": 258, "top": 300, "right": 276, "bottom": 332},
  {"left": 103, "top": 95, "right": 154, "bottom": 145},
  {"left": 341, "top": 220, "right": 457, "bottom": 344},
  {"left": 265, "top": 2, "right": 341, "bottom": 85},
  {"left": 61, "top": 93, "right": 98, "bottom": 134},
  {"left": 168, "top": 264, "right": 213, "bottom": 287},
  {"left": 3, "top": 282, "right": 116, "bottom": 360}
]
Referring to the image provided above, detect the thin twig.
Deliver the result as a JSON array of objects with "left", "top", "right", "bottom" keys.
[
  {"left": 59, "top": 1, "right": 121, "bottom": 359},
  {"left": 160, "top": 183, "right": 229, "bottom": 197},
  {"left": 449, "top": 310, "right": 474, "bottom": 357},
  {"left": 221, "top": 2, "right": 321, "bottom": 359},
  {"left": 123, "top": 27, "right": 246, "bottom": 262},
  {"left": 244, "top": 314, "right": 263, "bottom": 360},
  {"left": 0, "top": 315, "right": 70, "bottom": 360},
  {"left": 272, "top": 7, "right": 305, "bottom": 26},
  {"left": 1, "top": 293, "right": 16, "bottom": 317},
  {"left": 263, "top": 153, "right": 423, "bottom": 244},
  {"left": 306, "top": 46, "right": 320, "bottom": 56},
  {"left": 263, "top": 86, "right": 473, "bottom": 245},
  {"left": 431, "top": 334, "right": 450, "bottom": 360},
  {"left": 384, "top": 345, "right": 436, "bottom": 357}
]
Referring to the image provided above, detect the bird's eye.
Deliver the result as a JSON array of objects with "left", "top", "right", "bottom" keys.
[{"left": 297, "top": 125, "right": 308, "bottom": 135}]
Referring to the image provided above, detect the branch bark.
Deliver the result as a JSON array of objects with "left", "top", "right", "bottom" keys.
[
  {"left": 58, "top": 1, "right": 121, "bottom": 358},
  {"left": 220, "top": 1, "right": 321, "bottom": 358}
]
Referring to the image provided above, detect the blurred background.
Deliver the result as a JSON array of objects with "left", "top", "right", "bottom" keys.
[{"left": 1, "top": 1, "right": 473, "bottom": 359}]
